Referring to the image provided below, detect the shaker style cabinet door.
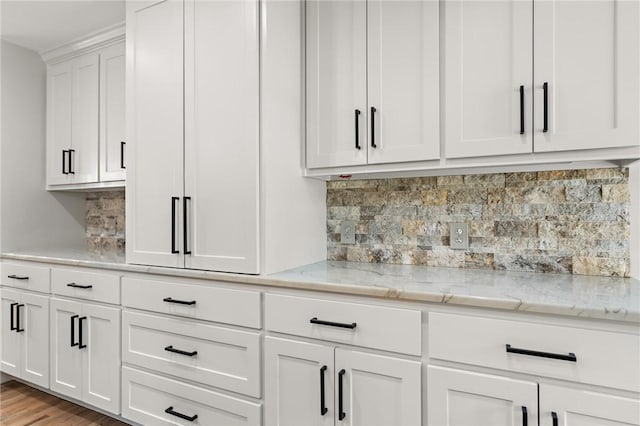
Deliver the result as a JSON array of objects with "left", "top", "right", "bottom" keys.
[
  {"left": 46, "top": 61, "right": 73, "bottom": 185},
  {"left": 533, "top": 0, "right": 640, "bottom": 152},
  {"left": 100, "top": 42, "right": 126, "bottom": 182},
  {"left": 126, "top": 0, "right": 184, "bottom": 268},
  {"left": 0, "top": 289, "right": 22, "bottom": 377},
  {"left": 20, "top": 292, "right": 49, "bottom": 388},
  {"left": 50, "top": 298, "right": 83, "bottom": 400},
  {"left": 444, "top": 0, "right": 533, "bottom": 158},
  {"left": 306, "top": 0, "right": 368, "bottom": 168}
]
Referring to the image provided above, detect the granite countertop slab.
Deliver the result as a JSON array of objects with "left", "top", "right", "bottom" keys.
[{"left": 2, "top": 250, "right": 639, "bottom": 323}]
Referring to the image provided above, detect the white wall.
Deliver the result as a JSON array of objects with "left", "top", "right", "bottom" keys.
[{"left": 1, "top": 40, "right": 85, "bottom": 252}]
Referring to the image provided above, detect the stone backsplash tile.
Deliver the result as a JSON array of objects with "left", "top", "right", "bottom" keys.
[
  {"left": 326, "top": 168, "right": 631, "bottom": 277},
  {"left": 86, "top": 190, "right": 125, "bottom": 257}
]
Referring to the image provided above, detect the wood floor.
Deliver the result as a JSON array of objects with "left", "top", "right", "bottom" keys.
[{"left": 0, "top": 381, "right": 129, "bottom": 426}]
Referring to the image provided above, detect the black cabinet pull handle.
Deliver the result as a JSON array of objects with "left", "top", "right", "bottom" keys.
[
  {"left": 543, "top": 82, "right": 549, "bottom": 133},
  {"left": 78, "top": 316, "right": 87, "bottom": 349},
  {"left": 522, "top": 406, "right": 528, "bottom": 426},
  {"left": 120, "top": 141, "right": 126, "bottom": 169},
  {"left": 164, "top": 345, "right": 197, "bottom": 357},
  {"left": 16, "top": 304, "right": 24, "bottom": 332},
  {"left": 183, "top": 197, "right": 191, "bottom": 255},
  {"left": 519, "top": 85, "right": 525, "bottom": 135},
  {"left": 66, "top": 283, "right": 93, "bottom": 289},
  {"left": 70, "top": 314, "right": 79, "bottom": 347},
  {"left": 7, "top": 275, "right": 29, "bottom": 280},
  {"left": 506, "top": 344, "right": 576, "bottom": 362},
  {"left": 10, "top": 303, "right": 18, "bottom": 331},
  {"left": 320, "top": 365, "right": 328, "bottom": 416},
  {"left": 310, "top": 317, "right": 356, "bottom": 329},
  {"left": 165, "top": 406, "right": 198, "bottom": 422},
  {"left": 62, "top": 150, "right": 69, "bottom": 175},
  {"left": 370, "top": 106, "right": 377, "bottom": 148},
  {"left": 338, "top": 369, "right": 346, "bottom": 421},
  {"left": 163, "top": 297, "right": 196, "bottom": 306},
  {"left": 551, "top": 412, "right": 558, "bottom": 426},
  {"left": 171, "top": 197, "right": 180, "bottom": 254},
  {"left": 68, "top": 149, "right": 75, "bottom": 174},
  {"left": 354, "top": 109, "right": 361, "bottom": 150}
]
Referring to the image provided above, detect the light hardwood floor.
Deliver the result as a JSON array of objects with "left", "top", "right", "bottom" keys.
[{"left": 0, "top": 381, "right": 129, "bottom": 425}]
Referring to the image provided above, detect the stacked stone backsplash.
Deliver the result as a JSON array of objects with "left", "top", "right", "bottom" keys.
[
  {"left": 327, "top": 168, "right": 631, "bottom": 277},
  {"left": 86, "top": 190, "right": 125, "bottom": 257}
]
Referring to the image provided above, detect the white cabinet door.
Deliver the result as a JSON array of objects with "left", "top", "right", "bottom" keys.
[
  {"left": 306, "top": 0, "right": 367, "bottom": 168},
  {"left": 444, "top": 0, "right": 533, "bottom": 158},
  {"left": 50, "top": 298, "right": 83, "bottom": 400},
  {"left": 265, "top": 337, "right": 335, "bottom": 426},
  {"left": 428, "top": 366, "right": 538, "bottom": 426},
  {"left": 99, "top": 42, "right": 126, "bottom": 182},
  {"left": 82, "top": 303, "right": 120, "bottom": 414},
  {"left": 70, "top": 52, "right": 99, "bottom": 183},
  {"left": 534, "top": 0, "right": 640, "bottom": 152},
  {"left": 335, "top": 349, "right": 421, "bottom": 426},
  {"left": 183, "top": 0, "right": 259, "bottom": 274},
  {"left": 540, "top": 384, "right": 640, "bottom": 426},
  {"left": 126, "top": 0, "right": 184, "bottom": 268},
  {"left": 367, "top": 0, "right": 439, "bottom": 164},
  {"left": 46, "top": 61, "right": 73, "bottom": 185},
  {"left": 20, "top": 292, "right": 49, "bottom": 388},
  {"left": 0, "top": 289, "right": 22, "bottom": 377}
]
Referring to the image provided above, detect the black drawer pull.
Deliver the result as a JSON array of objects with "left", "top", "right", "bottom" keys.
[
  {"left": 164, "top": 345, "right": 197, "bottom": 357},
  {"left": 506, "top": 344, "right": 576, "bottom": 362},
  {"left": 67, "top": 283, "right": 93, "bottom": 289},
  {"left": 320, "top": 365, "right": 328, "bottom": 416},
  {"left": 542, "top": 82, "right": 549, "bottom": 133},
  {"left": 78, "top": 316, "right": 87, "bottom": 349},
  {"left": 165, "top": 406, "right": 198, "bottom": 422},
  {"left": 70, "top": 315, "right": 79, "bottom": 347},
  {"left": 354, "top": 109, "right": 361, "bottom": 150},
  {"left": 519, "top": 85, "right": 525, "bottom": 135},
  {"left": 171, "top": 197, "right": 180, "bottom": 254},
  {"left": 522, "top": 406, "right": 528, "bottom": 426},
  {"left": 16, "top": 304, "right": 24, "bottom": 332},
  {"left": 552, "top": 412, "right": 558, "bottom": 426},
  {"left": 10, "top": 303, "right": 18, "bottom": 331},
  {"left": 163, "top": 297, "right": 196, "bottom": 306},
  {"left": 370, "top": 106, "right": 377, "bottom": 148},
  {"left": 68, "top": 149, "right": 75, "bottom": 174},
  {"left": 310, "top": 317, "right": 356, "bottom": 329},
  {"left": 120, "top": 141, "right": 126, "bottom": 169},
  {"left": 338, "top": 369, "right": 346, "bottom": 421},
  {"left": 7, "top": 275, "right": 29, "bottom": 280}
]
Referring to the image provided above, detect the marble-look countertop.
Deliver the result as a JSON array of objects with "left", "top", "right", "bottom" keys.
[{"left": 2, "top": 250, "right": 639, "bottom": 323}]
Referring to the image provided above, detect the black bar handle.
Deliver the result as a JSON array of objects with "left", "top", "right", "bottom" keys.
[
  {"left": 506, "top": 344, "right": 576, "bottom": 362},
  {"left": 519, "top": 85, "right": 525, "bottom": 135},
  {"left": 165, "top": 407, "right": 198, "bottom": 422},
  {"left": 543, "top": 82, "right": 549, "bottom": 133},
  {"left": 164, "top": 345, "right": 197, "bottom": 357},
  {"left": 163, "top": 297, "right": 196, "bottom": 306},
  {"left": 552, "top": 412, "right": 558, "bottom": 426},
  {"left": 338, "top": 369, "right": 346, "bottom": 421},
  {"left": 183, "top": 197, "right": 191, "bottom": 255},
  {"left": 10, "top": 303, "right": 17, "bottom": 331},
  {"left": 68, "top": 149, "right": 75, "bottom": 174},
  {"left": 370, "top": 107, "right": 377, "bottom": 148},
  {"left": 310, "top": 317, "right": 356, "bottom": 329},
  {"left": 171, "top": 197, "right": 180, "bottom": 254},
  {"left": 522, "top": 406, "right": 528, "bottom": 426},
  {"left": 66, "top": 283, "right": 93, "bottom": 289},
  {"left": 62, "top": 150, "right": 69, "bottom": 175},
  {"left": 354, "top": 109, "right": 361, "bottom": 150},
  {"left": 120, "top": 141, "right": 126, "bottom": 169},
  {"left": 320, "top": 365, "right": 328, "bottom": 416},
  {"left": 16, "top": 304, "right": 24, "bottom": 332},
  {"left": 7, "top": 275, "right": 29, "bottom": 280},
  {"left": 78, "top": 316, "right": 87, "bottom": 349},
  {"left": 70, "top": 314, "right": 79, "bottom": 347}
]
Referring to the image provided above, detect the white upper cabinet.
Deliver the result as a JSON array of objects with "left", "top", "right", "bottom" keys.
[
  {"left": 533, "top": 0, "right": 640, "bottom": 152},
  {"left": 444, "top": 0, "right": 533, "bottom": 159},
  {"left": 100, "top": 42, "right": 126, "bottom": 182},
  {"left": 46, "top": 61, "right": 73, "bottom": 186}
]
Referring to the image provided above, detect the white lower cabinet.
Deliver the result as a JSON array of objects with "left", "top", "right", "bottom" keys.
[
  {"left": 50, "top": 297, "right": 120, "bottom": 414},
  {"left": 265, "top": 336, "right": 421, "bottom": 426},
  {"left": 0, "top": 288, "right": 49, "bottom": 388}
]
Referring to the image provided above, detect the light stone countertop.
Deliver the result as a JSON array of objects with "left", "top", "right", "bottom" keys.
[{"left": 2, "top": 250, "right": 639, "bottom": 323}]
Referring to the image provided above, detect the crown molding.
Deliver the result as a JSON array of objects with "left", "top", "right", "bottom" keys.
[{"left": 40, "top": 22, "right": 125, "bottom": 65}]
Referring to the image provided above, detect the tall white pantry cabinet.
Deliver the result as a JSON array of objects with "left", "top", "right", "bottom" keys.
[{"left": 126, "top": 0, "right": 325, "bottom": 275}]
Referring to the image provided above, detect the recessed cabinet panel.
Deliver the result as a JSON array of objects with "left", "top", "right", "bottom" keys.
[
  {"left": 100, "top": 42, "right": 126, "bottom": 182},
  {"left": 70, "top": 53, "right": 99, "bottom": 183},
  {"left": 46, "top": 61, "right": 73, "bottom": 185},
  {"left": 50, "top": 298, "right": 83, "bottom": 400}
]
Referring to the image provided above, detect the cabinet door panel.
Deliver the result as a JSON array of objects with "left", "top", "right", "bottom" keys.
[
  {"left": 0, "top": 289, "right": 22, "bottom": 377},
  {"left": 183, "top": 0, "right": 259, "bottom": 273},
  {"left": 367, "top": 0, "right": 439, "bottom": 164},
  {"left": 126, "top": 0, "right": 184, "bottom": 268},
  {"left": 336, "top": 348, "right": 421, "bottom": 426},
  {"left": 46, "top": 61, "right": 72, "bottom": 185},
  {"left": 534, "top": 0, "right": 640, "bottom": 152},
  {"left": 265, "top": 337, "right": 334, "bottom": 426},
  {"left": 444, "top": 0, "right": 533, "bottom": 158},
  {"left": 70, "top": 53, "right": 99, "bottom": 183},
  {"left": 21, "top": 292, "right": 49, "bottom": 388},
  {"left": 428, "top": 366, "right": 538, "bottom": 426},
  {"left": 306, "top": 0, "right": 367, "bottom": 168},
  {"left": 50, "top": 298, "right": 83, "bottom": 400}
]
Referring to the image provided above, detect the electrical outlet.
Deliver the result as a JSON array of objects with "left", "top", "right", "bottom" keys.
[
  {"left": 450, "top": 222, "right": 469, "bottom": 250},
  {"left": 341, "top": 220, "right": 356, "bottom": 244}
]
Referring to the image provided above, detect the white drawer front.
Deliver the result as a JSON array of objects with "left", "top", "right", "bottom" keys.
[
  {"left": 122, "top": 277, "right": 261, "bottom": 328},
  {"left": 122, "top": 366, "right": 261, "bottom": 426},
  {"left": 51, "top": 268, "right": 120, "bottom": 304},
  {"left": 122, "top": 311, "right": 261, "bottom": 397},
  {"left": 265, "top": 294, "right": 421, "bottom": 356},
  {"left": 2, "top": 262, "right": 50, "bottom": 293},
  {"left": 429, "top": 312, "right": 640, "bottom": 392}
]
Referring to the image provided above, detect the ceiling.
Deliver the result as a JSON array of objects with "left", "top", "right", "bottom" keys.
[{"left": 1, "top": 0, "right": 125, "bottom": 53}]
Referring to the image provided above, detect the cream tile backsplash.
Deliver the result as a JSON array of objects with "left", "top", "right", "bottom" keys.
[{"left": 85, "top": 190, "right": 125, "bottom": 257}]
